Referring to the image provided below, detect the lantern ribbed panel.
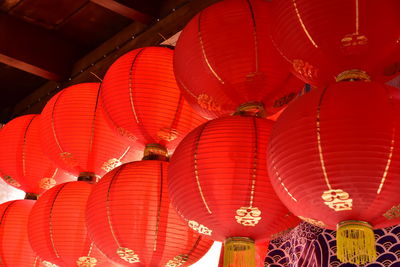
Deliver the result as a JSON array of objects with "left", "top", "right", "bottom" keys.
[
  {"left": 0, "top": 200, "right": 43, "bottom": 267},
  {"left": 173, "top": 0, "right": 304, "bottom": 119},
  {"left": 28, "top": 181, "right": 113, "bottom": 267},
  {"left": 40, "top": 83, "right": 141, "bottom": 177},
  {"left": 100, "top": 46, "right": 207, "bottom": 152},
  {"left": 168, "top": 116, "right": 299, "bottom": 242},
  {"left": 86, "top": 160, "right": 213, "bottom": 266},
  {"left": 0, "top": 115, "right": 73, "bottom": 194},
  {"left": 268, "top": 0, "right": 400, "bottom": 86},
  {"left": 267, "top": 81, "right": 400, "bottom": 229}
]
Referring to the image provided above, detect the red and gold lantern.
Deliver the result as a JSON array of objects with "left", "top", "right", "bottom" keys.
[
  {"left": 100, "top": 46, "right": 207, "bottom": 153},
  {"left": 173, "top": 0, "right": 304, "bottom": 119},
  {"left": 267, "top": 79, "right": 400, "bottom": 264},
  {"left": 28, "top": 180, "right": 115, "bottom": 267},
  {"left": 168, "top": 114, "right": 299, "bottom": 266},
  {"left": 86, "top": 150, "right": 213, "bottom": 266},
  {"left": 0, "top": 114, "right": 73, "bottom": 194},
  {"left": 268, "top": 0, "right": 400, "bottom": 86},
  {"left": 40, "top": 83, "right": 140, "bottom": 178}
]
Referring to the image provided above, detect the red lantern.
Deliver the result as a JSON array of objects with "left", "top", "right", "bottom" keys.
[
  {"left": 267, "top": 80, "right": 400, "bottom": 264},
  {"left": 28, "top": 181, "right": 115, "bottom": 267},
  {"left": 40, "top": 83, "right": 140, "bottom": 178},
  {"left": 268, "top": 0, "right": 400, "bottom": 86},
  {"left": 168, "top": 115, "right": 299, "bottom": 266},
  {"left": 86, "top": 154, "right": 213, "bottom": 266},
  {"left": 0, "top": 115, "right": 73, "bottom": 194},
  {"left": 100, "top": 46, "right": 207, "bottom": 153},
  {"left": 0, "top": 199, "right": 46, "bottom": 266},
  {"left": 173, "top": 0, "right": 305, "bottom": 119}
]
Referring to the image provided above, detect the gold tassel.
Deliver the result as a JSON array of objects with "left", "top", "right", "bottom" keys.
[
  {"left": 336, "top": 220, "right": 377, "bottom": 265},
  {"left": 223, "top": 237, "right": 255, "bottom": 267}
]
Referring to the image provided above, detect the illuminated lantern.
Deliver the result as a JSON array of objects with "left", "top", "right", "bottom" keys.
[
  {"left": 100, "top": 46, "right": 207, "bottom": 153},
  {"left": 28, "top": 180, "right": 115, "bottom": 267},
  {"left": 40, "top": 83, "right": 140, "bottom": 178},
  {"left": 267, "top": 79, "right": 400, "bottom": 264},
  {"left": 86, "top": 146, "right": 213, "bottom": 266},
  {"left": 0, "top": 115, "right": 73, "bottom": 195},
  {"left": 168, "top": 112, "right": 299, "bottom": 267},
  {"left": 173, "top": 0, "right": 305, "bottom": 119},
  {"left": 268, "top": 0, "right": 400, "bottom": 86}
]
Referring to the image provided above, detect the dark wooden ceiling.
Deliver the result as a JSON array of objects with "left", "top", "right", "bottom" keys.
[{"left": 0, "top": 0, "right": 218, "bottom": 122}]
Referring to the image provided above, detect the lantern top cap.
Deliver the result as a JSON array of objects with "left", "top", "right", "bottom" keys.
[
  {"left": 24, "top": 192, "right": 39, "bottom": 200},
  {"left": 78, "top": 172, "right": 99, "bottom": 183},
  {"left": 142, "top": 143, "right": 169, "bottom": 161},
  {"left": 335, "top": 69, "right": 371, "bottom": 82},
  {"left": 234, "top": 102, "right": 266, "bottom": 118}
]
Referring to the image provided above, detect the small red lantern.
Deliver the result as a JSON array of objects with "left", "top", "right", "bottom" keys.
[
  {"left": 40, "top": 83, "right": 140, "bottom": 178},
  {"left": 100, "top": 46, "right": 207, "bottom": 153},
  {"left": 268, "top": 0, "right": 400, "bottom": 86},
  {"left": 173, "top": 0, "right": 305, "bottom": 119},
  {"left": 0, "top": 115, "right": 73, "bottom": 194},
  {"left": 86, "top": 150, "right": 213, "bottom": 266},
  {"left": 28, "top": 181, "right": 115, "bottom": 267},
  {"left": 168, "top": 113, "right": 299, "bottom": 266},
  {"left": 267, "top": 79, "right": 400, "bottom": 264}
]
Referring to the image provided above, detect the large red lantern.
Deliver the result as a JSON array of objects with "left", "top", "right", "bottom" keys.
[
  {"left": 28, "top": 181, "right": 115, "bottom": 267},
  {"left": 0, "top": 115, "right": 73, "bottom": 195},
  {"left": 86, "top": 151, "right": 213, "bottom": 266},
  {"left": 174, "top": 0, "right": 305, "bottom": 119},
  {"left": 100, "top": 46, "right": 207, "bottom": 153},
  {"left": 168, "top": 114, "right": 299, "bottom": 266},
  {"left": 267, "top": 79, "right": 400, "bottom": 264},
  {"left": 40, "top": 83, "right": 140, "bottom": 178},
  {"left": 268, "top": 0, "right": 400, "bottom": 86}
]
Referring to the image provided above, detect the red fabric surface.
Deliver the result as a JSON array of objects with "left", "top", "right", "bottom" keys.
[
  {"left": 268, "top": 81, "right": 400, "bottom": 229},
  {"left": 0, "top": 115, "right": 73, "bottom": 194},
  {"left": 86, "top": 160, "right": 213, "bottom": 266},
  {"left": 40, "top": 83, "right": 141, "bottom": 177},
  {"left": 101, "top": 46, "right": 207, "bottom": 153},
  {"left": 28, "top": 181, "right": 115, "bottom": 267},
  {"left": 168, "top": 116, "right": 299, "bottom": 242},
  {"left": 268, "top": 0, "right": 400, "bottom": 86},
  {"left": 174, "top": 0, "right": 304, "bottom": 119},
  {"left": 0, "top": 199, "right": 45, "bottom": 266}
]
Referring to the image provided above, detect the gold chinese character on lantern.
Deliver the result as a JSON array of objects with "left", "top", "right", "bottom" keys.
[
  {"left": 235, "top": 206, "right": 262, "bottom": 227},
  {"left": 101, "top": 158, "right": 122, "bottom": 172},
  {"left": 322, "top": 189, "right": 353, "bottom": 211},
  {"left": 117, "top": 247, "right": 140, "bottom": 263},
  {"left": 76, "top": 256, "right": 97, "bottom": 267},
  {"left": 165, "top": 254, "right": 189, "bottom": 267},
  {"left": 188, "top": 220, "right": 212, "bottom": 236}
]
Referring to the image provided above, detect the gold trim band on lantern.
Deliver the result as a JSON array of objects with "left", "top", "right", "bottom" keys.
[
  {"left": 142, "top": 143, "right": 169, "bottom": 161},
  {"left": 78, "top": 172, "right": 100, "bottom": 183},
  {"left": 335, "top": 69, "right": 371, "bottom": 82},
  {"left": 337, "top": 220, "right": 373, "bottom": 229},
  {"left": 234, "top": 102, "right": 266, "bottom": 118}
]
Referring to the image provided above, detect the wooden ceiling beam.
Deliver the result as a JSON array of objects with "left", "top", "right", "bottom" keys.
[
  {"left": 0, "top": 13, "right": 79, "bottom": 80},
  {"left": 90, "top": 0, "right": 153, "bottom": 24}
]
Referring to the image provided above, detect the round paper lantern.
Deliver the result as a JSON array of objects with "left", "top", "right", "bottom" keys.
[
  {"left": 28, "top": 181, "right": 115, "bottom": 267},
  {"left": 0, "top": 199, "right": 48, "bottom": 266},
  {"left": 168, "top": 115, "right": 299, "bottom": 266},
  {"left": 267, "top": 80, "right": 400, "bottom": 264},
  {"left": 268, "top": 0, "right": 400, "bottom": 86},
  {"left": 0, "top": 114, "right": 73, "bottom": 195},
  {"left": 174, "top": 0, "right": 305, "bottom": 119},
  {"left": 40, "top": 83, "right": 140, "bottom": 178},
  {"left": 86, "top": 152, "right": 213, "bottom": 266},
  {"left": 100, "top": 46, "right": 207, "bottom": 153}
]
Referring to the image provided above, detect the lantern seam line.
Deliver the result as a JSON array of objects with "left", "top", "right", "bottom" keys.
[
  {"left": 87, "top": 84, "right": 102, "bottom": 157},
  {"left": 50, "top": 90, "right": 67, "bottom": 154},
  {"left": 249, "top": 117, "right": 258, "bottom": 207},
  {"left": 22, "top": 116, "right": 36, "bottom": 178},
  {"left": 128, "top": 48, "right": 145, "bottom": 125},
  {"left": 153, "top": 161, "right": 164, "bottom": 251},
  {"left": 245, "top": 0, "right": 259, "bottom": 74},
  {"left": 291, "top": 0, "right": 318, "bottom": 48}
]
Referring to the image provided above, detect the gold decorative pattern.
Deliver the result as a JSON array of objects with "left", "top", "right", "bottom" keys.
[
  {"left": 101, "top": 158, "right": 122, "bottom": 172},
  {"left": 59, "top": 152, "right": 77, "bottom": 167},
  {"left": 165, "top": 254, "right": 189, "bottom": 267},
  {"left": 3, "top": 175, "right": 21, "bottom": 187},
  {"left": 322, "top": 189, "right": 353, "bottom": 211},
  {"left": 341, "top": 33, "right": 368, "bottom": 47},
  {"left": 383, "top": 204, "right": 400, "bottom": 219},
  {"left": 197, "top": 94, "right": 221, "bottom": 112},
  {"left": 235, "top": 206, "right": 262, "bottom": 226},
  {"left": 293, "top": 59, "right": 318, "bottom": 81},
  {"left": 39, "top": 178, "right": 57, "bottom": 190},
  {"left": 157, "top": 127, "right": 178, "bottom": 141},
  {"left": 41, "top": 261, "right": 59, "bottom": 267},
  {"left": 76, "top": 256, "right": 97, "bottom": 267},
  {"left": 188, "top": 220, "right": 212, "bottom": 236},
  {"left": 298, "top": 216, "right": 326, "bottom": 228},
  {"left": 116, "top": 127, "right": 137, "bottom": 141},
  {"left": 291, "top": 0, "right": 318, "bottom": 48},
  {"left": 117, "top": 247, "right": 140, "bottom": 263},
  {"left": 377, "top": 128, "right": 395, "bottom": 194}
]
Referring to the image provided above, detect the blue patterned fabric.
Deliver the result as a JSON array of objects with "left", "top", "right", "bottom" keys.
[{"left": 265, "top": 222, "right": 400, "bottom": 267}]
